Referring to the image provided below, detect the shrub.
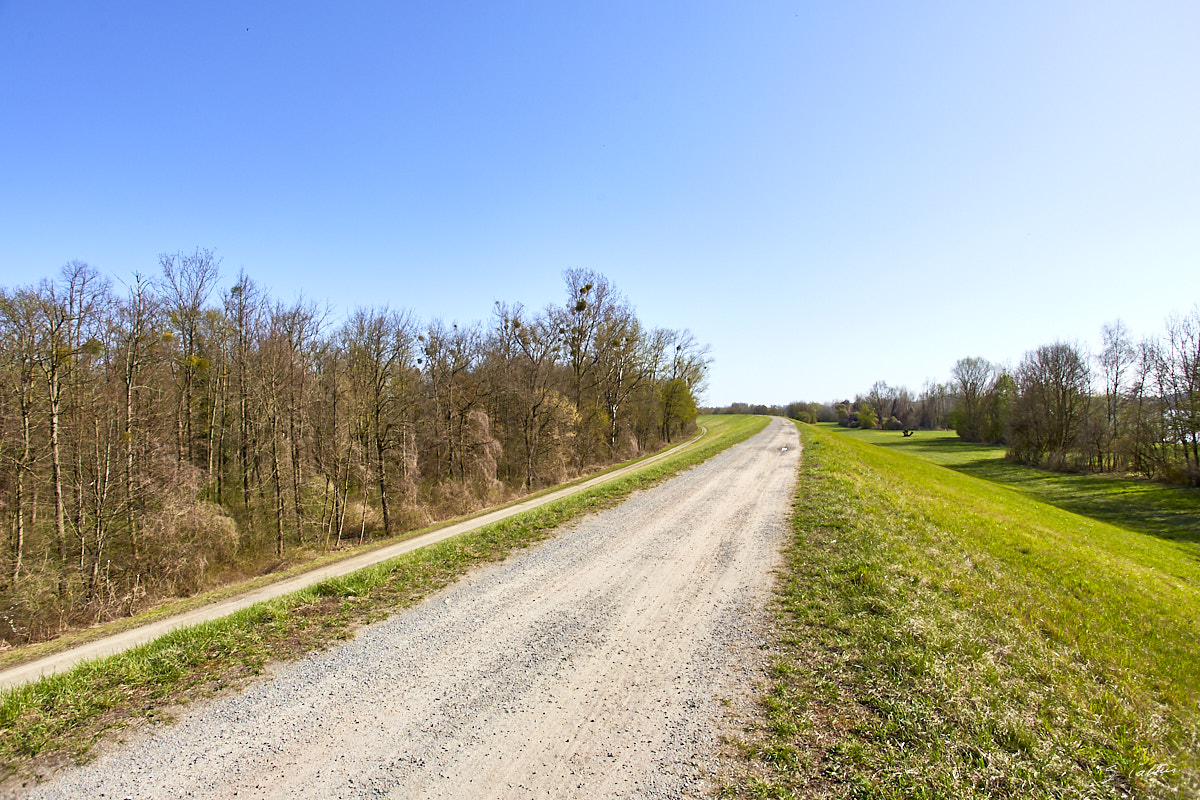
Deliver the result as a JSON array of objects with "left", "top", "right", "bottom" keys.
[{"left": 857, "top": 403, "right": 878, "bottom": 430}]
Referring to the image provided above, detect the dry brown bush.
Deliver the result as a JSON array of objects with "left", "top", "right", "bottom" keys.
[{"left": 139, "top": 498, "right": 239, "bottom": 597}]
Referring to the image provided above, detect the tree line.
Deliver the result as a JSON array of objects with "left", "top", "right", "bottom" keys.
[
  {"left": 710, "top": 308, "right": 1200, "bottom": 486},
  {"left": 0, "top": 253, "right": 710, "bottom": 644}
]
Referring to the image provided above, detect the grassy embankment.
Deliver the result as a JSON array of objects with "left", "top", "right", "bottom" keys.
[
  {"left": 0, "top": 414, "right": 768, "bottom": 780},
  {"left": 724, "top": 422, "right": 1199, "bottom": 799},
  {"left": 829, "top": 424, "right": 1200, "bottom": 557}
]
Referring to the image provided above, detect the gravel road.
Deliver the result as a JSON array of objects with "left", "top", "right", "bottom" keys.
[{"left": 16, "top": 418, "right": 799, "bottom": 800}]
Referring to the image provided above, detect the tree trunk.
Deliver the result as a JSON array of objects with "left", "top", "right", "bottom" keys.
[
  {"left": 124, "top": 361, "right": 138, "bottom": 561},
  {"left": 49, "top": 381, "right": 68, "bottom": 591},
  {"left": 12, "top": 466, "right": 25, "bottom": 585},
  {"left": 271, "top": 411, "right": 285, "bottom": 557},
  {"left": 375, "top": 420, "right": 391, "bottom": 537},
  {"left": 289, "top": 372, "right": 304, "bottom": 545},
  {"left": 12, "top": 396, "right": 33, "bottom": 584}
]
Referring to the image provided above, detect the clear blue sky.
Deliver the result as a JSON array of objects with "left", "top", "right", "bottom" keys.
[{"left": 2, "top": 1, "right": 1198, "bottom": 405}]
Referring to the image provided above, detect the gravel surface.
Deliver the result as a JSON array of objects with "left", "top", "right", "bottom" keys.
[{"left": 15, "top": 418, "right": 799, "bottom": 800}]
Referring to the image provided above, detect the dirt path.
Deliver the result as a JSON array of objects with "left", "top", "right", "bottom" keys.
[{"left": 16, "top": 418, "right": 799, "bottom": 800}]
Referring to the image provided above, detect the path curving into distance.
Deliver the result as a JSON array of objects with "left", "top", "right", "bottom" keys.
[{"left": 15, "top": 417, "right": 800, "bottom": 800}]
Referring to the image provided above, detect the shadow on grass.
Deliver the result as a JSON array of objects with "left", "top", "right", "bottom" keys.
[
  {"left": 846, "top": 428, "right": 1200, "bottom": 550},
  {"left": 952, "top": 460, "right": 1200, "bottom": 548}
]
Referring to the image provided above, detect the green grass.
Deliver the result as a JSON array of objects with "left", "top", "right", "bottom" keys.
[
  {"left": 824, "top": 423, "right": 1200, "bottom": 555},
  {"left": 0, "top": 414, "right": 768, "bottom": 780},
  {"left": 723, "top": 422, "right": 1200, "bottom": 799}
]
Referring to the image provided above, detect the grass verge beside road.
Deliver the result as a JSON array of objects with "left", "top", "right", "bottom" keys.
[
  {"left": 0, "top": 414, "right": 768, "bottom": 784},
  {"left": 723, "top": 422, "right": 1199, "bottom": 799}
]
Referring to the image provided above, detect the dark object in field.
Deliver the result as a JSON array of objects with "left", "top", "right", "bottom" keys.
[{"left": 902, "top": 429, "right": 914, "bottom": 437}]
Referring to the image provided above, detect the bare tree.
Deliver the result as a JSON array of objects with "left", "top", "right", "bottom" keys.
[
  {"left": 341, "top": 307, "right": 418, "bottom": 538},
  {"left": 918, "top": 380, "right": 951, "bottom": 430},
  {"left": 312, "top": 337, "right": 354, "bottom": 544},
  {"left": 865, "top": 381, "right": 897, "bottom": 426},
  {"left": 1098, "top": 319, "right": 1135, "bottom": 470},
  {"left": 1161, "top": 307, "right": 1200, "bottom": 481},
  {"left": 223, "top": 272, "right": 262, "bottom": 510},
  {"left": 1010, "top": 342, "right": 1092, "bottom": 467},
  {"left": 1128, "top": 337, "right": 1175, "bottom": 479},
  {"left": 113, "top": 274, "right": 159, "bottom": 560},
  {"left": 950, "top": 357, "right": 994, "bottom": 441},
  {"left": 655, "top": 329, "right": 710, "bottom": 442},
  {"left": 31, "top": 272, "right": 78, "bottom": 584},
  {"left": 158, "top": 249, "right": 220, "bottom": 468},
  {"left": 0, "top": 290, "right": 41, "bottom": 584},
  {"left": 557, "top": 269, "right": 625, "bottom": 465},
  {"left": 489, "top": 303, "right": 572, "bottom": 488},
  {"left": 594, "top": 312, "right": 647, "bottom": 452},
  {"left": 0, "top": 261, "right": 709, "bottom": 642}
]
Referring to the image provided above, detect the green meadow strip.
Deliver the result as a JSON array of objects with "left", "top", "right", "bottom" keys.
[
  {"left": 0, "top": 414, "right": 767, "bottom": 779},
  {"left": 825, "top": 424, "right": 1200, "bottom": 556},
  {"left": 723, "top": 422, "right": 1199, "bottom": 800}
]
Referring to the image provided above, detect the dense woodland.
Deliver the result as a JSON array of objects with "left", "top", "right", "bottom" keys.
[
  {"left": 713, "top": 309, "right": 1200, "bottom": 486},
  {"left": 0, "top": 254, "right": 709, "bottom": 644}
]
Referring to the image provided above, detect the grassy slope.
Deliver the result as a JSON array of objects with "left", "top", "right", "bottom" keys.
[
  {"left": 824, "top": 424, "right": 1200, "bottom": 556},
  {"left": 724, "top": 422, "right": 1199, "bottom": 799},
  {"left": 0, "top": 414, "right": 768, "bottom": 780}
]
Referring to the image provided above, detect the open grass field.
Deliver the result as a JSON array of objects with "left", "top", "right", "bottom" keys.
[
  {"left": 0, "top": 414, "right": 768, "bottom": 783},
  {"left": 724, "top": 422, "right": 1200, "bottom": 799},
  {"left": 822, "top": 423, "right": 1200, "bottom": 558}
]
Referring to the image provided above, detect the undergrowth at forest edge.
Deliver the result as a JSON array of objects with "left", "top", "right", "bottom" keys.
[
  {"left": 722, "top": 422, "right": 1199, "bottom": 799},
  {"left": 0, "top": 414, "right": 767, "bottom": 782}
]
